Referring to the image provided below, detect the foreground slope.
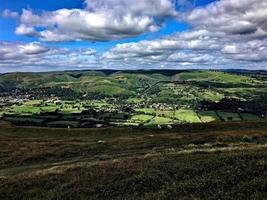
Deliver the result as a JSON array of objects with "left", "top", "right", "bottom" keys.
[{"left": 1, "top": 120, "right": 267, "bottom": 199}]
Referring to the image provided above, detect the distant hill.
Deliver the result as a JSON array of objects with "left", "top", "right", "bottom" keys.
[
  {"left": 0, "top": 69, "right": 264, "bottom": 91},
  {"left": 1, "top": 69, "right": 267, "bottom": 126}
]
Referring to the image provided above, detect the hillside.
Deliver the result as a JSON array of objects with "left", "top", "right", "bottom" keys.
[
  {"left": 0, "top": 70, "right": 266, "bottom": 128},
  {"left": 0, "top": 70, "right": 264, "bottom": 92},
  {"left": 1, "top": 120, "right": 267, "bottom": 199}
]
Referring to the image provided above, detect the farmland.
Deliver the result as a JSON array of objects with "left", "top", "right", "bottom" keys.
[{"left": 0, "top": 70, "right": 266, "bottom": 128}]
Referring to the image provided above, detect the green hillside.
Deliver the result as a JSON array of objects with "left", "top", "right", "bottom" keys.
[
  {"left": 0, "top": 70, "right": 266, "bottom": 127},
  {"left": 174, "top": 70, "right": 258, "bottom": 84}
]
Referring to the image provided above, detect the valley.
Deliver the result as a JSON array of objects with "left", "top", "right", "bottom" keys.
[{"left": 0, "top": 70, "right": 266, "bottom": 128}]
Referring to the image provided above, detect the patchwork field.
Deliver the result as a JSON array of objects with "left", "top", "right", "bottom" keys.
[{"left": 0, "top": 70, "right": 266, "bottom": 128}]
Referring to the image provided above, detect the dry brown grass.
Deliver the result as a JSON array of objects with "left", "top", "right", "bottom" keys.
[{"left": 1, "top": 120, "right": 267, "bottom": 199}]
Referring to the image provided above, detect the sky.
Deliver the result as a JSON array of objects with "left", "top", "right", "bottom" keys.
[{"left": 0, "top": 0, "right": 266, "bottom": 72}]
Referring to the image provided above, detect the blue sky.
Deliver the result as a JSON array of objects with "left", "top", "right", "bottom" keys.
[
  {"left": 0, "top": 0, "right": 198, "bottom": 51},
  {"left": 0, "top": 0, "right": 266, "bottom": 72}
]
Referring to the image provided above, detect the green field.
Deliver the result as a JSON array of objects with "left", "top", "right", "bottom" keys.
[
  {"left": 175, "top": 109, "right": 201, "bottom": 123},
  {"left": 135, "top": 108, "right": 156, "bottom": 115},
  {"left": 241, "top": 113, "right": 260, "bottom": 121},
  {"left": 155, "top": 110, "right": 174, "bottom": 118},
  {"left": 147, "top": 116, "right": 173, "bottom": 125},
  {"left": 198, "top": 111, "right": 220, "bottom": 122},
  {"left": 174, "top": 70, "right": 259, "bottom": 84},
  {"left": 217, "top": 111, "right": 242, "bottom": 121},
  {"left": 126, "top": 98, "right": 144, "bottom": 103},
  {"left": 130, "top": 114, "right": 154, "bottom": 122}
]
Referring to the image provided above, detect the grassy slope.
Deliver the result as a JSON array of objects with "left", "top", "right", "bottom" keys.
[
  {"left": 1, "top": 120, "right": 267, "bottom": 199},
  {"left": 0, "top": 70, "right": 266, "bottom": 125},
  {"left": 174, "top": 70, "right": 258, "bottom": 84},
  {"left": 0, "top": 70, "right": 163, "bottom": 94},
  {"left": 175, "top": 109, "right": 201, "bottom": 123},
  {"left": 0, "top": 70, "right": 264, "bottom": 95}
]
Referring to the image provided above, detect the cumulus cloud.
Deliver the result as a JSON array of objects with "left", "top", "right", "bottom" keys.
[
  {"left": 0, "top": 42, "right": 50, "bottom": 60},
  {"left": 224, "top": 40, "right": 267, "bottom": 62},
  {"left": 15, "top": 24, "right": 39, "bottom": 37},
  {"left": 103, "top": 29, "right": 222, "bottom": 59},
  {"left": 2, "top": 9, "right": 18, "bottom": 18},
  {"left": 103, "top": 29, "right": 221, "bottom": 60},
  {"left": 85, "top": 0, "right": 176, "bottom": 17},
  {"left": 1, "top": 0, "right": 267, "bottom": 71},
  {"left": 15, "top": 0, "right": 177, "bottom": 42},
  {"left": 102, "top": 27, "right": 267, "bottom": 68},
  {"left": 167, "top": 52, "right": 215, "bottom": 63},
  {"left": 15, "top": 0, "right": 266, "bottom": 42},
  {"left": 0, "top": 42, "right": 98, "bottom": 72},
  {"left": 101, "top": 0, "right": 267, "bottom": 69},
  {"left": 182, "top": 0, "right": 267, "bottom": 38},
  {"left": 19, "top": 42, "right": 50, "bottom": 55}
]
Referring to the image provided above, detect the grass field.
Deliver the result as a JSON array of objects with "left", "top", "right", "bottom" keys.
[
  {"left": 0, "top": 100, "right": 112, "bottom": 116},
  {"left": 175, "top": 70, "right": 259, "bottom": 84},
  {"left": 217, "top": 111, "right": 242, "bottom": 121},
  {"left": 1, "top": 100, "right": 263, "bottom": 127},
  {"left": 131, "top": 114, "right": 154, "bottom": 122},
  {"left": 155, "top": 110, "right": 174, "bottom": 118},
  {"left": 10, "top": 106, "right": 41, "bottom": 114},
  {"left": 198, "top": 111, "right": 220, "bottom": 122},
  {"left": 175, "top": 109, "right": 201, "bottom": 123},
  {"left": 241, "top": 113, "right": 260, "bottom": 121},
  {"left": 135, "top": 108, "right": 156, "bottom": 115},
  {"left": 147, "top": 116, "right": 173, "bottom": 125},
  {"left": 23, "top": 100, "right": 43, "bottom": 106},
  {"left": 126, "top": 97, "right": 145, "bottom": 103},
  {"left": 0, "top": 120, "right": 267, "bottom": 199}
]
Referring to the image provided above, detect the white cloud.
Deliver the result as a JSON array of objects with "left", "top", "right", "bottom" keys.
[
  {"left": 167, "top": 52, "right": 215, "bottom": 63},
  {"left": 0, "top": 42, "right": 49, "bottom": 60},
  {"left": 84, "top": 0, "right": 177, "bottom": 17},
  {"left": 15, "top": 0, "right": 177, "bottom": 42},
  {"left": 19, "top": 42, "right": 50, "bottom": 55},
  {"left": 102, "top": 29, "right": 221, "bottom": 61},
  {"left": 102, "top": 27, "right": 267, "bottom": 69},
  {"left": 182, "top": 0, "right": 267, "bottom": 38},
  {"left": 2, "top": 9, "right": 18, "bottom": 18},
  {"left": 221, "top": 45, "right": 238, "bottom": 54},
  {"left": 100, "top": 0, "right": 267, "bottom": 69},
  {"left": 0, "top": 42, "right": 98, "bottom": 72},
  {"left": 1, "top": 0, "right": 267, "bottom": 71},
  {"left": 15, "top": 24, "right": 39, "bottom": 37}
]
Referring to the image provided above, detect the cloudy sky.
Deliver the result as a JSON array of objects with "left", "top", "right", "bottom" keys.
[{"left": 0, "top": 0, "right": 266, "bottom": 72}]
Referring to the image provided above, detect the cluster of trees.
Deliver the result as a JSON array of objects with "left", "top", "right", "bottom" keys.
[{"left": 199, "top": 97, "right": 267, "bottom": 116}]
